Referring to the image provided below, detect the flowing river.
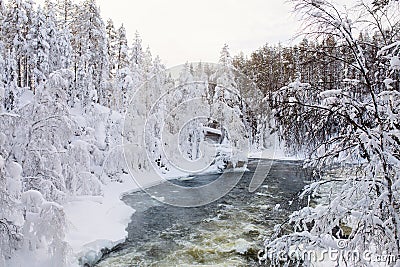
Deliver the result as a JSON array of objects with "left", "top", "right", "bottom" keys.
[{"left": 96, "top": 159, "right": 308, "bottom": 266}]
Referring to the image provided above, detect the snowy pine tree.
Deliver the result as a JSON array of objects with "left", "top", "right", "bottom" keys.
[
  {"left": 27, "top": 6, "right": 50, "bottom": 91},
  {"left": 106, "top": 19, "right": 117, "bottom": 78},
  {"left": 55, "top": 0, "right": 74, "bottom": 26},
  {"left": 116, "top": 24, "right": 130, "bottom": 70}
]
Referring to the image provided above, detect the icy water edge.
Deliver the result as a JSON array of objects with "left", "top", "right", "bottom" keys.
[{"left": 96, "top": 159, "right": 308, "bottom": 266}]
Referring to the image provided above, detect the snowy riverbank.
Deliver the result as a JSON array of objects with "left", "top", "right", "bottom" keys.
[
  {"left": 64, "top": 176, "right": 138, "bottom": 266},
  {"left": 65, "top": 148, "right": 300, "bottom": 266},
  {"left": 6, "top": 174, "right": 139, "bottom": 267},
  {"left": 8, "top": 148, "right": 297, "bottom": 267},
  {"left": 65, "top": 166, "right": 194, "bottom": 266}
]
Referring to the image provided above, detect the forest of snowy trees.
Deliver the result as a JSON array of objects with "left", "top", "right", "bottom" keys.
[
  {"left": 0, "top": 0, "right": 270, "bottom": 265},
  {"left": 235, "top": 0, "right": 399, "bottom": 265},
  {"left": 0, "top": 0, "right": 399, "bottom": 266},
  {"left": 0, "top": 0, "right": 164, "bottom": 264},
  {"left": 234, "top": 0, "right": 399, "bottom": 155}
]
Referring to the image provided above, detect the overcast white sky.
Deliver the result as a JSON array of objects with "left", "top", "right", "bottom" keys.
[{"left": 95, "top": 0, "right": 300, "bottom": 67}]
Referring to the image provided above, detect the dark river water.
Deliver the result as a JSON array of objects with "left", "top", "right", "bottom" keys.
[{"left": 96, "top": 159, "right": 308, "bottom": 266}]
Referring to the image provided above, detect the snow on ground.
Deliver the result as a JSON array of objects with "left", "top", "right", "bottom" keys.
[
  {"left": 7, "top": 141, "right": 301, "bottom": 267},
  {"left": 64, "top": 166, "right": 201, "bottom": 266},
  {"left": 7, "top": 248, "right": 60, "bottom": 267},
  {"left": 249, "top": 132, "right": 305, "bottom": 161},
  {"left": 6, "top": 174, "right": 140, "bottom": 267},
  {"left": 64, "top": 177, "right": 138, "bottom": 266},
  {"left": 248, "top": 145, "right": 305, "bottom": 161}
]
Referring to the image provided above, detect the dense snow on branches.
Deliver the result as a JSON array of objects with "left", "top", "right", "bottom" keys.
[
  {"left": 0, "top": 0, "right": 165, "bottom": 264},
  {"left": 4, "top": 0, "right": 398, "bottom": 265},
  {"left": 246, "top": 0, "right": 400, "bottom": 266},
  {"left": 0, "top": 0, "right": 269, "bottom": 264}
]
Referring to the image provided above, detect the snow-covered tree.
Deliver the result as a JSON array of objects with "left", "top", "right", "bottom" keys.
[
  {"left": 42, "top": 1, "right": 71, "bottom": 74},
  {"left": 0, "top": 146, "right": 23, "bottom": 264},
  {"left": 219, "top": 43, "right": 233, "bottom": 68},
  {"left": 2, "top": 0, "right": 35, "bottom": 88},
  {"left": 105, "top": 20, "right": 135, "bottom": 110},
  {"left": 116, "top": 24, "right": 130, "bottom": 70},
  {"left": 143, "top": 45, "right": 154, "bottom": 80},
  {"left": 55, "top": 0, "right": 74, "bottom": 26},
  {"left": 70, "top": 0, "right": 108, "bottom": 106},
  {"left": 106, "top": 19, "right": 117, "bottom": 77},
  {"left": 0, "top": 41, "right": 5, "bottom": 111},
  {"left": 27, "top": 6, "right": 50, "bottom": 91},
  {"left": 21, "top": 190, "right": 69, "bottom": 266},
  {"left": 16, "top": 74, "right": 73, "bottom": 203},
  {"left": 37, "top": 201, "right": 69, "bottom": 266},
  {"left": 131, "top": 30, "right": 144, "bottom": 66},
  {"left": 265, "top": 1, "right": 400, "bottom": 265}
]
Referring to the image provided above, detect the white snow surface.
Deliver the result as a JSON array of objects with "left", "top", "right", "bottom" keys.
[
  {"left": 248, "top": 142, "right": 305, "bottom": 161},
  {"left": 64, "top": 177, "right": 137, "bottom": 266},
  {"left": 6, "top": 175, "right": 139, "bottom": 267},
  {"left": 390, "top": 55, "right": 400, "bottom": 71}
]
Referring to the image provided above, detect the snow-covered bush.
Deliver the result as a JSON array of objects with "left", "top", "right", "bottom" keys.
[
  {"left": 37, "top": 202, "right": 69, "bottom": 266},
  {"left": 0, "top": 154, "right": 23, "bottom": 263},
  {"left": 21, "top": 190, "right": 69, "bottom": 266}
]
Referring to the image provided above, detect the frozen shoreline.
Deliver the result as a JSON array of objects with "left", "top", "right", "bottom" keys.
[
  {"left": 65, "top": 167, "right": 194, "bottom": 266},
  {"left": 64, "top": 178, "right": 138, "bottom": 266},
  {"left": 66, "top": 149, "right": 300, "bottom": 266},
  {"left": 10, "top": 149, "right": 298, "bottom": 267}
]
